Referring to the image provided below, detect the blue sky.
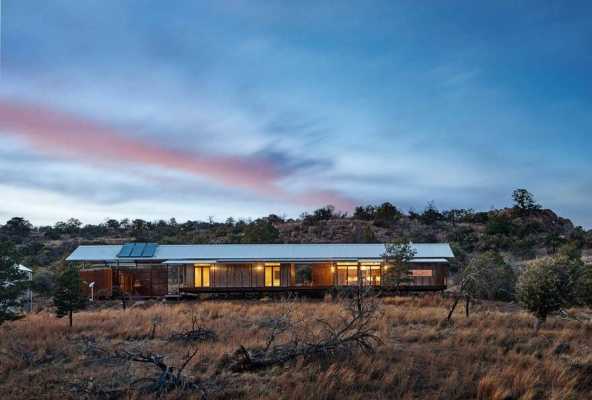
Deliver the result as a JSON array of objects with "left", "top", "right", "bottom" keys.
[{"left": 0, "top": 1, "right": 591, "bottom": 227}]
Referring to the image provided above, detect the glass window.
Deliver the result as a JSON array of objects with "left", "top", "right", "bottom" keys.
[
  {"left": 295, "top": 264, "right": 312, "bottom": 286},
  {"left": 337, "top": 263, "right": 359, "bottom": 286},
  {"left": 337, "top": 267, "right": 348, "bottom": 285},
  {"left": 347, "top": 267, "right": 358, "bottom": 285},
  {"left": 265, "top": 266, "right": 281, "bottom": 287},
  {"left": 194, "top": 265, "right": 211, "bottom": 288},
  {"left": 360, "top": 264, "right": 381, "bottom": 286}
]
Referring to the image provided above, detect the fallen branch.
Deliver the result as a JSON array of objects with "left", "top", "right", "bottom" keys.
[
  {"left": 168, "top": 315, "right": 217, "bottom": 343},
  {"left": 228, "top": 287, "right": 382, "bottom": 372}
]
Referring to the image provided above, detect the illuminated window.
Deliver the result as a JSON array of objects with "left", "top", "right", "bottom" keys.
[
  {"left": 265, "top": 265, "right": 281, "bottom": 287},
  {"left": 194, "top": 265, "right": 211, "bottom": 287},
  {"left": 337, "top": 262, "right": 358, "bottom": 286},
  {"left": 360, "top": 263, "right": 381, "bottom": 286}
]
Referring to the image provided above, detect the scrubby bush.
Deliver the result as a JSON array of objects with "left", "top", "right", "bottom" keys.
[
  {"left": 517, "top": 256, "right": 581, "bottom": 332},
  {"left": 32, "top": 270, "right": 56, "bottom": 297},
  {"left": 463, "top": 251, "right": 516, "bottom": 301}
]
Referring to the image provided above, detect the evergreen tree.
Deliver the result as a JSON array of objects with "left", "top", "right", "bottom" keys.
[
  {"left": 54, "top": 265, "right": 87, "bottom": 327},
  {"left": 0, "top": 242, "right": 29, "bottom": 325}
]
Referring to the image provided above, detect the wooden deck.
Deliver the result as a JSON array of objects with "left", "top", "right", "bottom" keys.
[{"left": 179, "top": 285, "right": 446, "bottom": 295}]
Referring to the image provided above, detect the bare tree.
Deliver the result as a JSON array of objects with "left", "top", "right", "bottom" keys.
[{"left": 228, "top": 287, "right": 382, "bottom": 372}]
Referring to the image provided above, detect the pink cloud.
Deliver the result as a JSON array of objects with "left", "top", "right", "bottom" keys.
[{"left": 0, "top": 99, "right": 356, "bottom": 211}]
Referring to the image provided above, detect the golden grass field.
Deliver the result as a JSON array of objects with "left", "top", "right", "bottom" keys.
[{"left": 1, "top": 295, "right": 591, "bottom": 400}]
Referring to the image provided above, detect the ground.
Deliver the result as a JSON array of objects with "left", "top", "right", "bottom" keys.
[{"left": 0, "top": 296, "right": 591, "bottom": 400}]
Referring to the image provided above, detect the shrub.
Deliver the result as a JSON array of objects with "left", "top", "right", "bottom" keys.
[
  {"left": 32, "top": 270, "right": 56, "bottom": 297},
  {"left": 463, "top": 251, "right": 516, "bottom": 301},
  {"left": 517, "top": 256, "right": 577, "bottom": 332}
]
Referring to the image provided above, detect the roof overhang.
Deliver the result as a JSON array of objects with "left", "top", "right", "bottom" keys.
[
  {"left": 410, "top": 258, "right": 449, "bottom": 263},
  {"left": 163, "top": 260, "right": 218, "bottom": 264}
]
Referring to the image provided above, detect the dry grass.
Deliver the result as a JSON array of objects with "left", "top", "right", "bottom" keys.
[{"left": 1, "top": 295, "right": 591, "bottom": 399}]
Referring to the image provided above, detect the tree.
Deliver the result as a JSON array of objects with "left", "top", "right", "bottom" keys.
[
  {"left": 32, "top": 269, "right": 56, "bottom": 297},
  {"left": 512, "top": 189, "right": 541, "bottom": 213},
  {"left": 442, "top": 208, "right": 474, "bottom": 226},
  {"left": 446, "top": 252, "right": 515, "bottom": 320},
  {"left": 517, "top": 256, "right": 575, "bottom": 333},
  {"left": 54, "top": 265, "right": 87, "bottom": 327},
  {"left": 420, "top": 201, "right": 443, "bottom": 225},
  {"left": 465, "top": 251, "right": 516, "bottom": 301},
  {"left": 382, "top": 240, "right": 417, "bottom": 289},
  {"left": 374, "top": 202, "right": 401, "bottom": 223},
  {"left": 353, "top": 205, "right": 376, "bottom": 220},
  {"left": 241, "top": 219, "right": 280, "bottom": 244},
  {"left": 575, "top": 264, "right": 592, "bottom": 308},
  {"left": 0, "top": 242, "right": 29, "bottom": 325},
  {"left": 105, "top": 219, "right": 121, "bottom": 230},
  {"left": 2, "top": 217, "right": 33, "bottom": 238}
]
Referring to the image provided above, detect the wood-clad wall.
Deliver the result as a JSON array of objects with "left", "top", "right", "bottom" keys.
[
  {"left": 408, "top": 263, "right": 448, "bottom": 287},
  {"left": 80, "top": 268, "right": 112, "bottom": 298},
  {"left": 312, "top": 263, "right": 333, "bottom": 286}
]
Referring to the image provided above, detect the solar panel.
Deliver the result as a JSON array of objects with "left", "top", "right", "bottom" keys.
[
  {"left": 130, "top": 243, "right": 147, "bottom": 257},
  {"left": 142, "top": 243, "right": 157, "bottom": 257},
  {"left": 117, "top": 243, "right": 134, "bottom": 257}
]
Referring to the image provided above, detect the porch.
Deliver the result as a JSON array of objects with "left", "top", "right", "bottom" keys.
[{"left": 167, "top": 260, "right": 448, "bottom": 295}]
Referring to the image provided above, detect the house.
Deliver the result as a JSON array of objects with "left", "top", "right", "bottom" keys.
[{"left": 67, "top": 243, "right": 454, "bottom": 298}]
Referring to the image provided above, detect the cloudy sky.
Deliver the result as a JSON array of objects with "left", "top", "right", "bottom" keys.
[{"left": 0, "top": 1, "right": 591, "bottom": 227}]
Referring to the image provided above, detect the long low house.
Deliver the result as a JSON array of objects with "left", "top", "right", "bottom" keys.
[{"left": 67, "top": 243, "right": 455, "bottom": 297}]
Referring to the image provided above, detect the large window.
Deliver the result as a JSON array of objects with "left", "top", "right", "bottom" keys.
[
  {"left": 294, "top": 264, "right": 313, "bottom": 286},
  {"left": 360, "top": 263, "right": 381, "bottom": 286},
  {"left": 194, "top": 265, "right": 211, "bottom": 287},
  {"left": 264, "top": 263, "right": 281, "bottom": 287},
  {"left": 337, "top": 262, "right": 358, "bottom": 286}
]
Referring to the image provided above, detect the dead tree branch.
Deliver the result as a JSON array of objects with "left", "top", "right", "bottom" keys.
[
  {"left": 168, "top": 315, "right": 217, "bottom": 343},
  {"left": 228, "top": 286, "right": 382, "bottom": 372}
]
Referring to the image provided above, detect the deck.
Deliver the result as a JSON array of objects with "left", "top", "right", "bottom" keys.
[{"left": 179, "top": 285, "right": 446, "bottom": 295}]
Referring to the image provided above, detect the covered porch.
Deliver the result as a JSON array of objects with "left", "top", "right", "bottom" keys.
[{"left": 165, "top": 259, "right": 448, "bottom": 295}]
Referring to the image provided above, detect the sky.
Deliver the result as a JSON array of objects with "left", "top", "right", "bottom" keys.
[{"left": 0, "top": 1, "right": 591, "bottom": 227}]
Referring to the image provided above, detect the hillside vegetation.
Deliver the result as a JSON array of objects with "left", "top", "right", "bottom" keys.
[{"left": 2, "top": 190, "right": 591, "bottom": 272}]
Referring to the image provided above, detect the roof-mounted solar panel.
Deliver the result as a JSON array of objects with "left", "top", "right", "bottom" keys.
[
  {"left": 117, "top": 243, "right": 134, "bottom": 258},
  {"left": 117, "top": 243, "right": 158, "bottom": 258},
  {"left": 130, "top": 243, "right": 147, "bottom": 257},
  {"left": 142, "top": 243, "right": 157, "bottom": 257}
]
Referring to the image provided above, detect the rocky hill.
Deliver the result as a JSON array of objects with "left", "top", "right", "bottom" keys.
[{"left": 1, "top": 200, "right": 590, "bottom": 272}]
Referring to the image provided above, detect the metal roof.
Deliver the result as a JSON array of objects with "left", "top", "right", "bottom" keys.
[
  {"left": 67, "top": 243, "right": 454, "bottom": 262},
  {"left": 16, "top": 264, "right": 32, "bottom": 273}
]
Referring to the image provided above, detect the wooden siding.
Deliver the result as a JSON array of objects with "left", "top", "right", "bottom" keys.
[
  {"left": 80, "top": 268, "right": 112, "bottom": 298},
  {"left": 407, "top": 263, "right": 448, "bottom": 287},
  {"left": 312, "top": 263, "right": 333, "bottom": 286}
]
